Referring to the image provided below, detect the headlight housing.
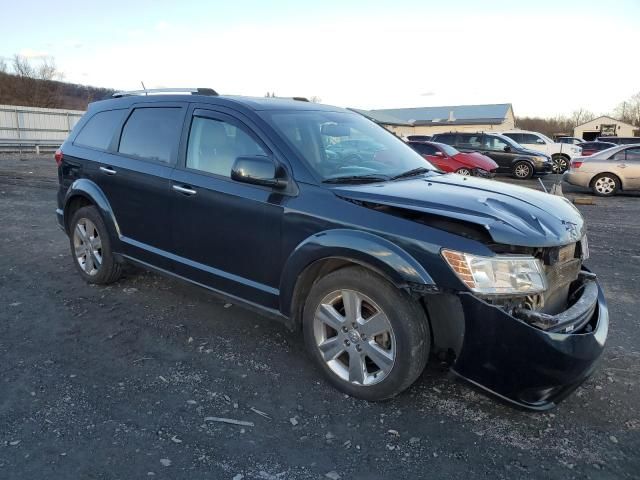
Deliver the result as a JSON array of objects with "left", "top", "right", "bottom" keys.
[{"left": 442, "top": 249, "right": 547, "bottom": 295}]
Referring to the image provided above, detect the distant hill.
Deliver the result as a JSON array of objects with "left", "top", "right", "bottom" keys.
[{"left": 0, "top": 71, "right": 114, "bottom": 110}]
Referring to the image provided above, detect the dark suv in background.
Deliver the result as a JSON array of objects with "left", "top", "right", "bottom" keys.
[
  {"left": 431, "top": 132, "right": 553, "bottom": 179},
  {"left": 55, "top": 89, "right": 607, "bottom": 410}
]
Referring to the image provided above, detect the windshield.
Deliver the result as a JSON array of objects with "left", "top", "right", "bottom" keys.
[
  {"left": 539, "top": 133, "right": 554, "bottom": 144},
  {"left": 496, "top": 134, "right": 522, "bottom": 149},
  {"left": 435, "top": 143, "right": 459, "bottom": 156},
  {"left": 264, "top": 111, "right": 435, "bottom": 181}
]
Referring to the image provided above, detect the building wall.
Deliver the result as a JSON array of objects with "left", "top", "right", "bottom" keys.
[
  {"left": 0, "top": 104, "right": 85, "bottom": 142},
  {"left": 574, "top": 116, "right": 638, "bottom": 139},
  {"left": 382, "top": 117, "right": 515, "bottom": 138}
]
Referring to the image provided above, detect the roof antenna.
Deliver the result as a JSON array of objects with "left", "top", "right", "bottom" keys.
[{"left": 141, "top": 81, "right": 147, "bottom": 95}]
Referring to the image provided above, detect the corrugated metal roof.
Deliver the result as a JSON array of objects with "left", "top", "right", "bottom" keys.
[
  {"left": 364, "top": 103, "right": 512, "bottom": 125},
  {"left": 348, "top": 108, "right": 411, "bottom": 126}
]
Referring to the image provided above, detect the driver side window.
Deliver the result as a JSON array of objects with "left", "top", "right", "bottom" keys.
[
  {"left": 483, "top": 136, "right": 508, "bottom": 151},
  {"left": 186, "top": 116, "right": 266, "bottom": 177}
]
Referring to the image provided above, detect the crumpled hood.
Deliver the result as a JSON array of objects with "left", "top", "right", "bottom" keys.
[{"left": 334, "top": 174, "right": 585, "bottom": 247}]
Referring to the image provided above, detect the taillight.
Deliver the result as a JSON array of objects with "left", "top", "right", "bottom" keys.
[
  {"left": 571, "top": 161, "right": 583, "bottom": 169},
  {"left": 55, "top": 149, "right": 63, "bottom": 167}
]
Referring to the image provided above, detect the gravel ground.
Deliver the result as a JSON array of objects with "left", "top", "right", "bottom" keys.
[{"left": 1, "top": 155, "right": 639, "bottom": 479}]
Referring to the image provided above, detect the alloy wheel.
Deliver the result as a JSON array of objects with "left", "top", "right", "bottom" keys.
[
  {"left": 73, "top": 218, "right": 102, "bottom": 275},
  {"left": 456, "top": 168, "right": 471, "bottom": 176},
  {"left": 313, "top": 289, "right": 396, "bottom": 386},
  {"left": 514, "top": 163, "right": 531, "bottom": 178},
  {"left": 552, "top": 157, "right": 568, "bottom": 174},
  {"left": 594, "top": 176, "right": 616, "bottom": 195}
]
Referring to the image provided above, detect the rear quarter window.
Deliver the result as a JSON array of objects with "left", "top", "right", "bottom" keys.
[
  {"left": 74, "top": 109, "right": 127, "bottom": 150},
  {"left": 118, "top": 107, "right": 183, "bottom": 163}
]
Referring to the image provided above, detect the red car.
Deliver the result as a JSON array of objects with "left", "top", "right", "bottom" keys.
[{"left": 407, "top": 141, "right": 498, "bottom": 177}]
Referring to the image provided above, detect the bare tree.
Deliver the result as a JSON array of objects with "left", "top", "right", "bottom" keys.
[
  {"left": 10, "top": 54, "right": 62, "bottom": 107},
  {"left": 309, "top": 95, "right": 322, "bottom": 103},
  {"left": 0, "top": 58, "right": 7, "bottom": 73},
  {"left": 570, "top": 108, "right": 596, "bottom": 127},
  {"left": 612, "top": 92, "right": 640, "bottom": 126}
]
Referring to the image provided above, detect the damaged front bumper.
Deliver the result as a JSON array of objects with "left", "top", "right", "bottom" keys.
[{"left": 451, "top": 271, "right": 608, "bottom": 410}]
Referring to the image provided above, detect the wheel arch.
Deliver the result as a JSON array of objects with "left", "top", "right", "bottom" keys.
[
  {"left": 63, "top": 179, "right": 121, "bottom": 245},
  {"left": 280, "top": 229, "right": 436, "bottom": 326}
]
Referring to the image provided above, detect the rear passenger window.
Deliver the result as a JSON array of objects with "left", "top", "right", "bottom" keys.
[
  {"left": 503, "top": 133, "right": 522, "bottom": 143},
  {"left": 186, "top": 116, "right": 266, "bottom": 177},
  {"left": 74, "top": 109, "right": 126, "bottom": 150},
  {"left": 118, "top": 108, "right": 183, "bottom": 163}
]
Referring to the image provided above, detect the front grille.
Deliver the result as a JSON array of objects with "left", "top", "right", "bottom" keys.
[
  {"left": 546, "top": 257, "right": 582, "bottom": 292},
  {"left": 541, "top": 243, "right": 582, "bottom": 314}
]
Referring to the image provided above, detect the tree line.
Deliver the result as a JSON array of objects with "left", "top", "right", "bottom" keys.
[{"left": 0, "top": 55, "right": 114, "bottom": 110}]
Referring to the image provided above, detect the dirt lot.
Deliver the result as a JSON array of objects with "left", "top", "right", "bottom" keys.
[{"left": 1, "top": 155, "right": 639, "bottom": 480}]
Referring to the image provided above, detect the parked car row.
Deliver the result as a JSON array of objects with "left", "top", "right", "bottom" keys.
[{"left": 426, "top": 132, "right": 553, "bottom": 179}]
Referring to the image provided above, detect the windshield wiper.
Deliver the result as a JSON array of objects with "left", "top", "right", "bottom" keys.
[
  {"left": 389, "top": 167, "right": 431, "bottom": 180},
  {"left": 322, "top": 174, "right": 389, "bottom": 184}
]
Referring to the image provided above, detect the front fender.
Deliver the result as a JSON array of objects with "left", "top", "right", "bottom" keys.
[
  {"left": 63, "top": 178, "right": 121, "bottom": 246},
  {"left": 279, "top": 229, "right": 435, "bottom": 317}
]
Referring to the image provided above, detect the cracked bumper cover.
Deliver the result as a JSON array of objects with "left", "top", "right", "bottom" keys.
[{"left": 450, "top": 275, "right": 608, "bottom": 410}]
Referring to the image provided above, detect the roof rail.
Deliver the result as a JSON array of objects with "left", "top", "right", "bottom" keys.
[{"left": 112, "top": 87, "right": 219, "bottom": 98}]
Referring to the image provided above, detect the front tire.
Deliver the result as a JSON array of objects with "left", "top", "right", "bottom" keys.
[
  {"left": 591, "top": 173, "right": 620, "bottom": 196},
  {"left": 303, "top": 266, "right": 430, "bottom": 401},
  {"left": 69, "top": 206, "right": 122, "bottom": 284},
  {"left": 512, "top": 161, "right": 533, "bottom": 179},
  {"left": 551, "top": 154, "right": 569, "bottom": 174}
]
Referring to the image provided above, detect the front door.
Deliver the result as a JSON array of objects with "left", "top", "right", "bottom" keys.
[
  {"left": 613, "top": 147, "right": 640, "bottom": 189},
  {"left": 169, "top": 108, "right": 286, "bottom": 309},
  {"left": 481, "top": 135, "right": 514, "bottom": 173}
]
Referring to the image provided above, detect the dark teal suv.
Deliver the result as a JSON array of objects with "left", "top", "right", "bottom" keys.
[{"left": 55, "top": 89, "right": 607, "bottom": 410}]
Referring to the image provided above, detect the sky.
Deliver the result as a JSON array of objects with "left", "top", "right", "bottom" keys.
[{"left": 1, "top": 0, "right": 639, "bottom": 117}]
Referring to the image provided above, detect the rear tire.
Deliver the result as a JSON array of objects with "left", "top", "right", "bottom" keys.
[
  {"left": 590, "top": 173, "right": 620, "bottom": 197},
  {"left": 303, "top": 266, "right": 430, "bottom": 401},
  {"left": 69, "top": 206, "right": 122, "bottom": 284},
  {"left": 512, "top": 161, "right": 533, "bottom": 179}
]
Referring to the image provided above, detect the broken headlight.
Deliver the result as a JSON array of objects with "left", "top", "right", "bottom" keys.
[{"left": 441, "top": 249, "right": 547, "bottom": 295}]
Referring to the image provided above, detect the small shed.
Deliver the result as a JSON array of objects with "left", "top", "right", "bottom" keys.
[{"left": 574, "top": 116, "right": 638, "bottom": 141}]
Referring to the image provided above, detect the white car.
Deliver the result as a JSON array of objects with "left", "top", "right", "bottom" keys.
[{"left": 501, "top": 130, "right": 582, "bottom": 174}]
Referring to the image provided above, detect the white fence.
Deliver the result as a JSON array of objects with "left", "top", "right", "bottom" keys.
[{"left": 0, "top": 104, "right": 85, "bottom": 152}]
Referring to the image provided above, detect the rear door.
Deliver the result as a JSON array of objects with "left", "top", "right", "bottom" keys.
[
  {"left": 96, "top": 102, "right": 186, "bottom": 268},
  {"left": 169, "top": 106, "right": 285, "bottom": 308}
]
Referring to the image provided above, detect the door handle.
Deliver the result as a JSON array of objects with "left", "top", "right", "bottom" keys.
[
  {"left": 172, "top": 185, "right": 197, "bottom": 196},
  {"left": 99, "top": 166, "right": 117, "bottom": 175},
  {"left": 617, "top": 164, "right": 627, "bottom": 168}
]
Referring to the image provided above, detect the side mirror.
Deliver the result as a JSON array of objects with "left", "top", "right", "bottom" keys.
[
  {"left": 503, "top": 145, "right": 512, "bottom": 152},
  {"left": 536, "top": 139, "right": 545, "bottom": 144},
  {"left": 231, "top": 155, "right": 287, "bottom": 189},
  {"left": 435, "top": 151, "right": 444, "bottom": 157}
]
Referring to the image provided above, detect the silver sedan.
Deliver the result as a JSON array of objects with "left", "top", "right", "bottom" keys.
[{"left": 563, "top": 144, "right": 640, "bottom": 196}]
